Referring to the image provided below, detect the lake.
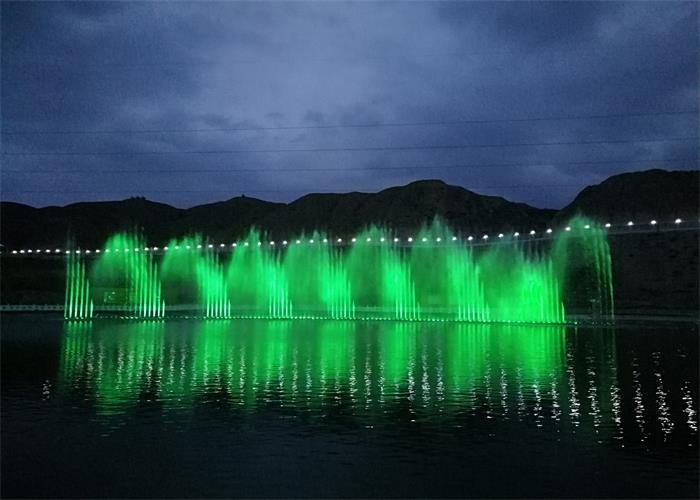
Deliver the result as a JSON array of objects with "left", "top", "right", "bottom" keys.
[{"left": 1, "top": 314, "right": 697, "bottom": 498}]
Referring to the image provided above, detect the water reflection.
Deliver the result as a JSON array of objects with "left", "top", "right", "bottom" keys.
[{"left": 59, "top": 320, "right": 697, "bottom": 448}]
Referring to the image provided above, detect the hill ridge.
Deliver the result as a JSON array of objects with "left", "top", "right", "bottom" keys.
[{"left": 1, "top": 169, "right": 696, "bottom": 248}]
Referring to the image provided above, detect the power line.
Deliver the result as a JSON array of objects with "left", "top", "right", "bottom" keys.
[
  {"left": 2, "top": 110, "right": 696, "bottom": 135},
  {"left": 2, "top": 42, "right": 687, "bottom": 70},
  {"left": 2, "top": 157, "right": 695, "bottom": 175},
  {"left": 0, "top": 183, "right": 594, "bottom": 195},
  {"left": 2, "top": 136, "right": 696, "bottom": 157}
]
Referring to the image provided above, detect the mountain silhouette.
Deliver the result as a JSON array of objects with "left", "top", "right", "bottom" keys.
[{"left": 1, "top": 169, "right": 697, "bottom": 248}]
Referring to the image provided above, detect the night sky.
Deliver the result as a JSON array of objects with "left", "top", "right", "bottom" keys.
[{"left": 1, "top": 1, "right": 698, "bottom": 209}]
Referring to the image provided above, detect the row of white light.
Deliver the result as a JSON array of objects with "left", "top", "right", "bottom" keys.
[{"left": 6, "top": 218, "right": 688, "bottom": 255}]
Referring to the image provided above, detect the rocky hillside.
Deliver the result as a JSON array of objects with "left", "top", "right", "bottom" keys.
[
  {"left": 0, "top": 180, "right": 556, "bottom": 248},
  {"left": 555, "top": 169, "right": 698, "bottom": 223},
  {"left": 0, "top": 169, "right": 697, "bottom": 249}
]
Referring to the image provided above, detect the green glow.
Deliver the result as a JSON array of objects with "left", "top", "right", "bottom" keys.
[
  {"left": 67, "top": 216, "right": 614, "bottom": 323},
  {"left": 553, "top": 216, "right": 614, "bottom": 318},
  {"left": 226, "top": 230, "right": 292, "bottom": 318},
  {"left": 61, "top": 321, "right": 165, "bottom": 413},
  {"left": 91, "top": 233, "right": 164, "bottom": 318},
  {"left": 59, "top": 320, "right": 572, "bottom": 416},
  {"left": 64, "top": 252, "right": 93, "bottom": 319}
]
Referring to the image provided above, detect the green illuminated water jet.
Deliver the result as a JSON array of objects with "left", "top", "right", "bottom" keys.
[
  {"left": 64, "top": 216, "right": 613, "bottom": 323},
  {"left": 86, "top": 233, "right": 164, "bottom": 318},
  {"left": 64, "top": 251, "right": 93, "bottom": 319}
]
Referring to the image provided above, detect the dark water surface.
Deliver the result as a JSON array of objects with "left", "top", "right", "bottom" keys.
[{"left": 2, "top": 314, "right": 698, "bottom": 498}]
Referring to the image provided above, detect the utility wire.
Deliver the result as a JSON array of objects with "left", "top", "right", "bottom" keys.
[
  {"left": 2, "top": 42, "right": 688, "bottom": 69},
  {"left": 2, "top": 110, "right": 696, "bottom": 135},
  {"left": 2, "top": 136, "right": 696, "bottom": 157},
  {"left": 1, "top": 183, "right": 593, "bottom": 194},
  {"left": 2, "top": 157, "right": 695, "bottom": 174}
]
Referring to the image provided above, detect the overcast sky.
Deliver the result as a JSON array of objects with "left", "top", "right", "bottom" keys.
[{"left": 1, "top": 1, "right": 698, "bottom": 209}]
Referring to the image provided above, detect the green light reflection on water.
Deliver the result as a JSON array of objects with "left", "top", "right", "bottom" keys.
[{"left": 59, "top": 319, "right": 576, "bottom": 418}]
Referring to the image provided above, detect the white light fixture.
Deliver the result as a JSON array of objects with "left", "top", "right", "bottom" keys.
[
  {"left": 219, "top": 243, "right": 225, "bottom": 247},
  {"left": 675, "top": 218, "right": 682, "bottom": 224},
  {"left": 482, "top": 234, "right": 489, "bottom": 240},
  {"left": 498, "top": 233, "right": 504, "bottom": 238},
  {"left": 270, "top": 241, "right": 275, "bottom": 245},
  {"left": 407, "top": 237, "right": 413, "bottom": 242},
  {"left": 163, "top": 246, "right": 168, "bottom": 251},
  {"left": 153, "top": 247, "right": 159, "bottom": 251},
  {"left": 85, "top": 250, "right": 91, "bottom": 254},
  {"left": 565, "top": 227, "right": 571, "bottom": 232},
  {"left": 175, "top": 246, "right": 180, "bottom": 250},
  {"left": 283, "top": 240, "right": 288, "bottom": 245},
  {"left": 21, "top": 250, "right": 26, "bottom": 254},
  {"left": 584, "top": 224, "right": 590, "bottom": 229},
  {"left": 75, "top": 250, "right": 80, "bottom": 254},
  {"left": 197, "top": 244, "right": 202, "bottom": 249},
  {"left": 323, "top": 238, "right": 328, "bottom": 243},
  {"left": 351, "top": 237, "right": 357, "bottom": 242},
  {"left": 650, "top": 220, "right": 657, "bottom": 225},
  {"left": 11, "top": 250, "right": 17, "bottom": 254},
  {"left": 257, "top": 242, "right": 262, "bottom": 246},
  {"left": 627, "top": 221, "right": 634, "bottom": 227},
  {"left": 145, "top": 247, "right": 150, "bottom": 251},
  {"left": 44, "top": 249, "right": 50, "bottom": 253},
  {"left": 513, "top": 232, "right": 519, "bottom": 237},
  {"left": 604, "top": 223, "right": 611, "bottom": 228},
  {"left": 124, "top": 248, "right": 130, "bottom": 252},
  {"left": 436, "top": 237, "right": 441, "bottom": 242},
  {"left": 134, "top": 248, "right": 139, "bottom": 252},
  {"left": 208, "top": 244, "right": 213, "bottom": 248},
  {"left": 467, "top": 236, "right": 474, "bottom": 241},
  {"left": 546, "top": 228, "right": 552, "bottom": 234},
  {"left": 295, "top": 240, "right": 301, "bottom": 244},
  {"left": 366, "top": 237, "right": 371, "bottom": 242},
  {"left": 115, "top": 248, "right": 120, "bottom": 252},
  {"left": 529, "top": 230, "right": 536, "bottom": 235},
  {"left": 310, "top": 239, "right": 314, "bottom": 243},
  {"left": 337, "top": 238, "right": 343, "bottom": 243},
  {"left": 55, "top": 249, "right": 60, "bottom": 253},
  {"left": 452, "top": 236, "right": 457, "bottom": 241},
  {"left": 185, "top": 245, "right": 191, "bottom": 250},
  {"left": 393, "top": 237, "right": 399, "bottom": 242},
  {"left": 105, "top": 249, "right": 111, "bottom": 253},
  {"left": 96, "top": 249, "right": 101, "bottom": 253},
  {"left": 380, "top": 237, "right": 385, "bottom": 242}
]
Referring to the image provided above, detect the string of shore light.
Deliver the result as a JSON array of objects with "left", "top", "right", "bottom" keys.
[{"left": 5, "top": 217, "right": 695, "bottom": 256}]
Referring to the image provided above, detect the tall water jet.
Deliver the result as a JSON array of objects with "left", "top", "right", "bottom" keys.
[
  {"left": 227, "top": 229, "right": 292, "bottom": 318},
  {"left": 283, "top": 231, "right": 355, "bottom": 319},
  {"left": 91, "top": 233, "right": 164, "bottom": 318},
  {"left": 552, "top": 216, "right": 614, "bottom": 319},
  {"left": 160, "top": 236, "right": 201, "bottom": 306},
  {"left": 64, "top": 251, "right": 93, "bottom": 319},
  {"left": 64, "top": 216, "right": 615, "bottom": 323},
  {"left": 411, "top": 220, "right": 488, "bottom": 321},
  {"left": 198, "top": 252, "right": 232, "bottom": 319},
  {"left": 346, "top": 227, "right": 420, "bottom": 320},
  {"left": 477, "top": 243, "right": 564, "bottom": 324}
]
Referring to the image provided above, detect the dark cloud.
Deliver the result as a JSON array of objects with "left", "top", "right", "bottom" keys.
[{"left": 1, "top": 1, "right": 697, "bottom": 209}]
